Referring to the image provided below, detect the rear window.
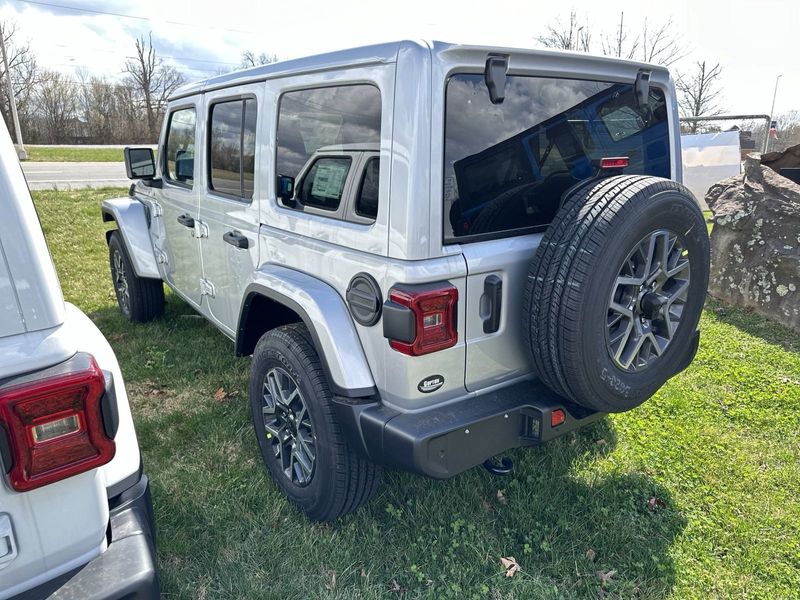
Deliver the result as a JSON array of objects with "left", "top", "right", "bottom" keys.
[
  {"left": 208, "top": 98, "right": 257, "bottom": 200},
  {"left": 443, "top": 74, "right": 670, "bottom": 243}
]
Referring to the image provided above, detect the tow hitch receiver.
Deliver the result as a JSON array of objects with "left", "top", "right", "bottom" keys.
[{"left": 483, "top": 456, "right": 514, "bottom": 476}]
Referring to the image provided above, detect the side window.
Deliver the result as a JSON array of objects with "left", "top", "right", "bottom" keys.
[
  {"left": 275, "top": 84, "right": 381, "bottom": 221},
  {"left": 165, "top": 108, "right": 196, "bottom": 185},
  {"left": 298, "top": 157, "right": 351, "bottom": 211},
  {"left": 355, "top": 157, "right": 380, "bottom": 219},
  {"left": 208, "top": 97, "right": 258, "bottom": 200}
]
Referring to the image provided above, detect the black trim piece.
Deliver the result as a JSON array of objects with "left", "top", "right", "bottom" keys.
[
  {"left": 346, "top": 273, "right": 382, "bottom": 327},
  {"left": 333, "top": 378, "right": 604, "bottom": 479},
  {"left": 237, "top": 282, "right": 378, "bottom": 398},
  {"left": 223, "top": 230, "right": 251, "bottom": 249},
  {"left": 0, "top": 422, "right": 12, "bottom": 474},
  {"left": 100, "top": 370, "right": 120, "bottom": 440},
  {"left": 482, "top": 274, "right": 502, "bottom": 334},
  {"left": 382, "top": 300, "right": 414, "bottom": 343},
  {"left": 107, "top": 459, "right": 144, "bottom": 502}
]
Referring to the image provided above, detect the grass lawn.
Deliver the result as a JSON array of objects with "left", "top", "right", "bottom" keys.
[
  {"left": 34, "top": 187, "right": 800, "bottom": 599},
  {"left": 24, "top": 146, "right": 125, "bottom": 162}
]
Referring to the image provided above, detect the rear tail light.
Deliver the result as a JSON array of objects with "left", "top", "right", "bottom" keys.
[
  {"left": 0, "top": 354, "right": 115, "bottom": 492},
  {"left": 600, "top": 156, "right": 629, "bottom": 169},
  {"left": 385, "top": 283, "right": 458, "bottom": 356},
  {"left": 550, "top": 409, "right": 566, "bottom": 427}
]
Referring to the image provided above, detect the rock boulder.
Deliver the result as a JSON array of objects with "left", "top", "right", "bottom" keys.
[{"left": 705, "top": 154, "right": 800, "bottom": 332}]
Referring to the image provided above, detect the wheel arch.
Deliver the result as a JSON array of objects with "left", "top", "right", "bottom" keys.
[
  {"left": 236, "top": 266, "right": 377, "bottom": 399},
  {"left": 101, "top": 198, "right": 160, "bottom": 279}
]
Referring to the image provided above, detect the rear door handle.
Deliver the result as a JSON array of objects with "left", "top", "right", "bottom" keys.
[
  {"left": 482, "top": 274, "right": 502, "bottom": 334},
  {"left": 177, "top": 214, "right": 195, "bottom": 228},
  {"left": 223, "top": 230, "right": 250, "bottom": 249}
]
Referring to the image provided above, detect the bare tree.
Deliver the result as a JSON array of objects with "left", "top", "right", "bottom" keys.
[
  {"left": 34, "top": 70, "right": 77, "bottom": 143},
  {"left": 541, "top": 11, "right": 685, "bottom": 67},
  {"left": 537, "top": 10, "right": 591, "bottom": 52},
  {"left": 124, "top": 33, "right": 184, "bottom": 140},
  {"left": 676, "top": 61, "right": 724, "bottom": 133},
  {"left": 240, "top": 51, "right": 278, "bottom": 68},
  {"left": 0, "top": 20, "right": 38, "bottom": 140}
]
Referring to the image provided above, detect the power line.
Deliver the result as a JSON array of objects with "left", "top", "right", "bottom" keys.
[
  {"left": 15, "top": 0, "right": 260, "bottom": 35},
  {"left": 52, "top": 44, "right": 242, "bottom": 67}
]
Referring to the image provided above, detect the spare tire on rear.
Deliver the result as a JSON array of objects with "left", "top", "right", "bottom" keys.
[{"left": 523, "top": 175, "right": 710, "bottom": 413}]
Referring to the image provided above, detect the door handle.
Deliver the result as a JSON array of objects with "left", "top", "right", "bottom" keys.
[
  {"left": 223, "top": 230, "right": 250, "bottom": 249},
  {"left": 482, "top": 275, "right": 502, "bottom": 334},
  {"left": 177, "top": 214, "right": 195, "bottom": 228}
]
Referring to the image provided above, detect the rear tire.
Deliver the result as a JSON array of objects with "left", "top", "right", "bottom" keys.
[
  {"left": 108, "top": 231, "right": 164, "bottom": 323},
  {"left": 523, "top": 175, "right": 709, "bottom": 413},
  {"left": 249, "top": 323, "right": 381, "bottom": 521}
]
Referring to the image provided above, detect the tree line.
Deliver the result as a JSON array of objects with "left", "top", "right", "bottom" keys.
[
  {"left": 0, "top": 22, "right": 275, "bottom": 145},
  {"left": 1, "top": 14, "right": 796, "bottom": 148}
]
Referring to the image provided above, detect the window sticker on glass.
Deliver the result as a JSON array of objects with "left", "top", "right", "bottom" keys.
[{"left": 311, "top": 161, "right": 348, "bottom": 199}]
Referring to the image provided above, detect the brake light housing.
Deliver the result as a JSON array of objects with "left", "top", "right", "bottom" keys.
[
  {"left": 384, "top": 283, "right": 458, "bottom": 356},
  {"left": 600, "top": 156, "right": 629, "bottom": 169},
  {"left": 0, "top": 353, "right": 115, "bottom": 492}
]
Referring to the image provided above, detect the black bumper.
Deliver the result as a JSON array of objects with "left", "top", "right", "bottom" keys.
[
  {"left": 16, "top": 474, "right": 159, "bottom": 600},
  {"left": 334, "top": 378, "right": 604, "bottom": 478}
]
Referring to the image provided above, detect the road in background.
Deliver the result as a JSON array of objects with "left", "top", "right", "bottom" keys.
[{"left": 22, "top": 161, "right": 128, "bottom": 190}]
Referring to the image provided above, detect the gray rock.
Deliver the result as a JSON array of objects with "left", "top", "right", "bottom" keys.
[{"left": 705, "top": 154, "right": 800, "bottom": 332}]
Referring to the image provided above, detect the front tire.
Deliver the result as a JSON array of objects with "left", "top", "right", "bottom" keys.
[
  {"left": 108, "top": 231, "right": 164, "bottom": 323},
  {"left": 249, "top": 324, "right": 381, "bottom": 521}
]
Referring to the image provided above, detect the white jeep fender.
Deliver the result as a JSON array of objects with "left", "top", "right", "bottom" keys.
[
  {"left": 100, "top": 197, "right": 160, "bottom": 279},
  {"left": 238, "top": 265, "right": 377, "bottom": 398}
]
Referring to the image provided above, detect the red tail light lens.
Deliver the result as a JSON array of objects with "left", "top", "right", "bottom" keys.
[
  {"left": 600, "top": 157, "right": 629, "bottom": 169},
  {"left": 388, "top": 284, "right": 458, "bottom": 356},
  {"left": 550, "top": 409, "right": 566, "bottom": 427},
  {"left": 0, "top": 355, "right": 115, "bottom": 492}
]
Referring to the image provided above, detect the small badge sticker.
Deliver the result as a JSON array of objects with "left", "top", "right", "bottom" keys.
[{"left": 418, "top": 375, "right": 444, "bottom": 393}]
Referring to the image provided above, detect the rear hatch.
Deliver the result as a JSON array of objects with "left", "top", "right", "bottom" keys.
[{"left": 439, "top": 52, "right": 675, "bottom": 391}]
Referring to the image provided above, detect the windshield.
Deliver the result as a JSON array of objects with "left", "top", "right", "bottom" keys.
[{"left": 443, "top": 73, "right": 671, "bottom": 242}]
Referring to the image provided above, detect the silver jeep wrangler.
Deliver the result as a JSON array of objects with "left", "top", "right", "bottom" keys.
[{"left": 103, "top": 40, "right": 709, "bottom": 521}]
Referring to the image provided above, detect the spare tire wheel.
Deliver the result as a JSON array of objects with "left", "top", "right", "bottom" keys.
[{"left": 522, "top": 175, "right": 710, "bottom": 413}]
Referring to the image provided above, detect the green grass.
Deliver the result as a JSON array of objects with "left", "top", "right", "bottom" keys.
[
  {"left": 24, "top": 146, "right": 124, "bottom": 162},
  {"left": 34, "top": 187, "right": 800, "bottom": 599}
]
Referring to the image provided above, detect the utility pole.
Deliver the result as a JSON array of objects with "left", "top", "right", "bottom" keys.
[
  {"left": 765, "top": 73, "right": 783, "bottom": 154},
  {"left": 0, "top": 31, "right": 26, "bottom": 160}
]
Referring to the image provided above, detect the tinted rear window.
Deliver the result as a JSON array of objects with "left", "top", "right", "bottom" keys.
[{"left": 444, "top": 74, "right": 670, "bottom": 242}]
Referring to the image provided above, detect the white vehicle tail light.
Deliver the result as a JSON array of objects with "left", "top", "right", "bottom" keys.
[{"left": 0, "top": 354, "right": 116, "bottom": 492}]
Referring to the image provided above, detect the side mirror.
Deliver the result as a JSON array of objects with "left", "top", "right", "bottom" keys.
[
  {"left": 277, "top": 174, "right": 295, "bottom": 204},
  {"left": 124, "top": 147, "right": 156, "bottom": 179}
]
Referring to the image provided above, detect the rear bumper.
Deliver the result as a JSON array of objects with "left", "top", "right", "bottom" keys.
[
  {"left": 14, "top": 474, "right": 159, "bottom": 600},
  {"left": 334, "top": 379, "right": 604, "bottom": 478}
]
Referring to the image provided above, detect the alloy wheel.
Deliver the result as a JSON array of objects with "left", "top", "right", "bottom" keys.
[
  {"left": 261, "top": 367, "right": 316, "bottom": 486},
  {"left": 606, "top": 229, "right": 691, "bottom": 372}
]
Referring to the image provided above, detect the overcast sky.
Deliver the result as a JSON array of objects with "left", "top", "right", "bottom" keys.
[{"left": 1, "top": 0, "right": 798, "bottom": 117}]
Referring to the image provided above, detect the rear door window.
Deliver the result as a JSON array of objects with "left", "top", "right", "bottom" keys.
[
  {"left": 208, "top": 98, "right": 257, "bottom": 200},
  {"left": 275, "top": 84, "right": 381, "bottom": 222},
  {"left": 443, "top": 74, "right": 670, "bottom": 243}
]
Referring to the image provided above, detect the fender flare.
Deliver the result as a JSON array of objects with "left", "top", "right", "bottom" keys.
[
  {"left": 238, "top": 265, "right": 377, "bottom": 398},
  {"left": 101, "top": 197, "right": 160, "bottom": 279}
]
